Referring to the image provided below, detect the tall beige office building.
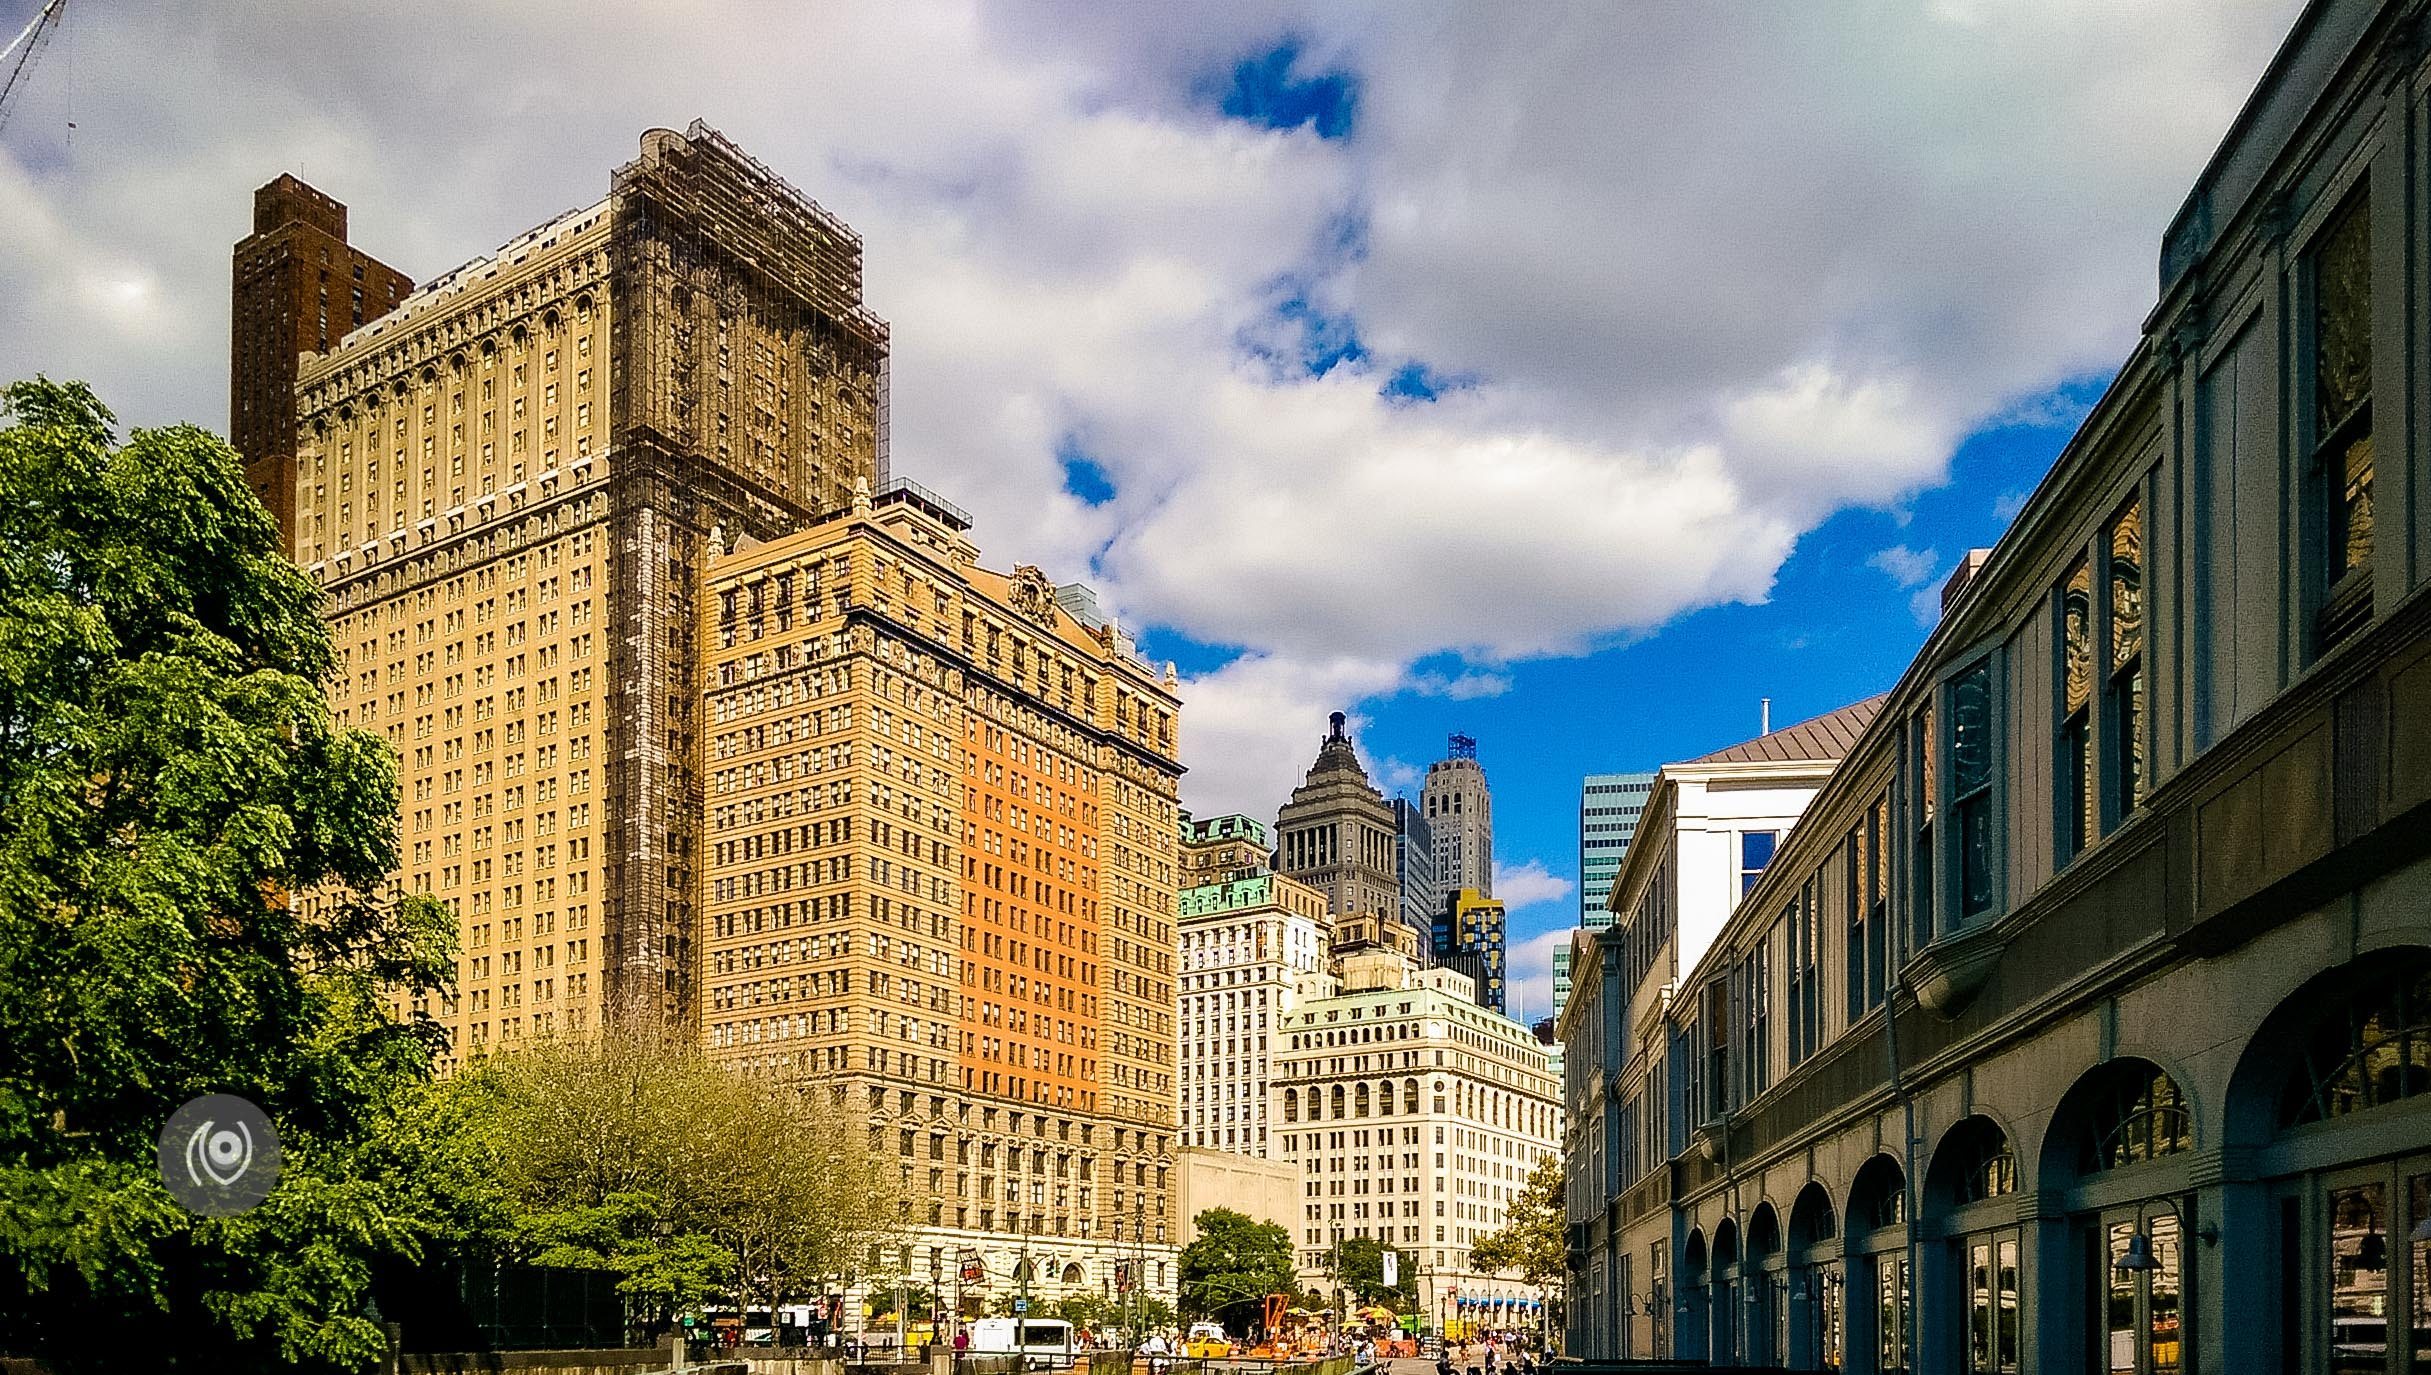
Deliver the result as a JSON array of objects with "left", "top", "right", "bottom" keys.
[
  {"left": 699, "top": 480, "right": 1185, "bottom": 1303},
  {"left": 295, "top": 123, "right": 888, "bottom": 1060},
  {"left": 1276, "top": 711, "right": 1408, "bottom": 955}
]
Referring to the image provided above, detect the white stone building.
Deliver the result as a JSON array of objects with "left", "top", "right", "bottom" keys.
[
  {"left": 1273, "top": 950, "right": 1560, "bottom": 1330},
  {"left": 1179, "top": 871, "right": 1332, "bottom": 1157}
]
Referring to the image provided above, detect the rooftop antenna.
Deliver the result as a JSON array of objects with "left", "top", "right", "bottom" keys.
[{"left": 1761, "top": 698, "right": 1772, "bottom": 736}]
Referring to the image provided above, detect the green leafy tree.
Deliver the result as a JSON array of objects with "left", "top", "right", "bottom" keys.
[
  {"left": 1468, "top": 1155, "right": 1567, "bottom": 1325},
  {"left": 0, "top": 380, "right": 456, "bottom": 1370},
  {"left": 1329, "top": 1236, "right": 1417, "bottom": 1308},
  {"left": 419, "top": 1024, "right": 902, "bottom": 1341},
  {"left": 1178, "top": 1208, "right": 1296, "bottom": 1334}
]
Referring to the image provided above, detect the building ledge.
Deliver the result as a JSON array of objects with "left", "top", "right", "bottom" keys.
[{"left": 1906, "top": 917, "right": 2011, "bottom": 1018}]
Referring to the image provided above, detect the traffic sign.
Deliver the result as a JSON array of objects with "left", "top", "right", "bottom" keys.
[{"left": 1014, "top": 1299, "right": 1029, "bottom": 1314}]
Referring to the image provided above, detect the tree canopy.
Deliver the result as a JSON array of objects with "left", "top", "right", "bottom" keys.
[
  {"left": 1468, "top": 1155, "right": 1566, "bottom": 1298},
  {"left": 0, "top": 379, "right": 457, "bottom": 1370},
  {"left": 1329, "top": 1235, "right": 1416, "bottom": 1308},
  {"left": 414, "top": 1026, "right": 903, "bottom": 1338},
  {"left": 1177, "top": 1208, "right": 1296, "bottom": 1333}
]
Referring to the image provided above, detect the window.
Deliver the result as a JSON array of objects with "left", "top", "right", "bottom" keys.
[
  {"left": 1739, "top": 831, "right": 1777, "bottom": 897},
  {"left": 2104, "top": 496, "right": 2146, "bottom": 831},
  {"left": 1703, "top": 982, "right": 1730, "bottom": 1121},
  {"left": 1911, "top": 704, "right": 1936, "bottom": 945},
  {"left": 1846, "top": 802, "right": 1888, "bottom": 1022},
  {"left": 2058, "top": 557, "right": 2095, "bottom": 865},
  {"left": 1740, "top": 943, "right": 1770, "bottom": 1102},
  {"left": 1786, "top": 884, "right": 1821, "bottom": 1069},
  {"left": 2083, "top": 1065, "right": 2190, "bottom": 1174},
  {"left": 2311, "top": 185, "right": 2374, "bottom": 648},
  {"left": 2281, "top": 955, "right": 2431, "bottom": 1128},
  {"left": 1950, "top": 661, "right": 1997, "bottom": 919}
]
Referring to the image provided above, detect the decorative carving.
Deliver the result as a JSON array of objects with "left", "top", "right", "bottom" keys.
[{"left": 1010, "top": 564, "right": 1059, "bottom": 627}]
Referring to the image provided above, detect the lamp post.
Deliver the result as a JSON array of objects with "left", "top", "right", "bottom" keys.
[{"left": 1018, "top": 1216, "right": 1035, "bottom": 1351}]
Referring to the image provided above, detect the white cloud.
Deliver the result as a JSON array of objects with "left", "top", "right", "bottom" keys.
[
  {"left": 0, "top": 0, "right": 2304, "bottom": 821},
  {"left": 1504, "top": 925, "right": 1576, "bottom": 1028},
  {"left": 1868, "top": 544, "right": 1940, "bottom": 590},
  {"left": 1492, "top": 859, "right": 1573, "bottom": 913}
]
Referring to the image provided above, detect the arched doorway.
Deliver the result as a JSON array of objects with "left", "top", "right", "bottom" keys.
[
  {"left": 1847, "top": 1154, "right": 1910, "bottom": 1374},
  {"left": 1712, "top": 1216, "right": 1743, "bottom": 1365},
  {"left": 2040, "top": 1056, "right": 2192, "bottom": 1375},
  {"left": 2226, "top": 947, "right": 2431, "bottom": 1374},
  {"left": 1748, "top": 1202, "right": 1786, "bottom": 1366},
  {"left": 1924, "top": 1115, "right": 2020, "bottom": 1374},
  {"left": 1787, "top": 1180, "right": 1844, "bottom": 1371},
  {"left": 1679, "top": 1229, "right": 1710, "bottom": 1362}
]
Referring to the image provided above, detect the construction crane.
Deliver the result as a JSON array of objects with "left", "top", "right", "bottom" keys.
[{"left": 0, "top": 0, "right": 68, "bottom": 136}]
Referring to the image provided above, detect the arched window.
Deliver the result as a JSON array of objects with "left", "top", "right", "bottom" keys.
[
  {"left": 1931, "top": 1116, "right": 2018, "bottom": 1208},
  {"left": 1849, "top": 1155, "right": 1906, "bottom": 1232},
  {"left": 1376, "top": 1080, "right": 1396, "bottom": 1116},
  {"left": 1404, "top": 1079, "right": 1421, "bottom": 1115},
  {"left": 1282, "top": 1088, "right": 1298, "bottom": 1123},
  {"left": 2082, "top": 1065, "right": 2191, "bottom": 1172},
  {"left": 1061, "top": 1263, "right": 1084, "bottom": 1284},
  {"left": 2281, "top": 959, "right": 2431, "bottom": 1127},
  {"left": 1331, "top": 1085, "right": 1346, "bottom": 1120},
  {"left": 1355, "top": 1083, "right": 1371, "bottom": 1118}
]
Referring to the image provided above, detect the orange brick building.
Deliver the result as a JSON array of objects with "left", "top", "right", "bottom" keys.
[{"left": 699, "top": 478, "right": 1183, "bottom": 1307}]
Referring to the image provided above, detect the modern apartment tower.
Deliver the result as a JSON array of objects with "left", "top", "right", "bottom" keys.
[
  {"left": 1435, "top": 887, "right": 1509, "bottom": 1014},
  {"left": 699, "top": 479, "right": 1185, "bottom": 1303},
  {"left": 1422, "top": 734, "right": 1493, "bottom": 897},
  {"left": 296, "top": 122, "right": 890, "bottom": 1054},
  {"left": 1390, "top": 796, "right": 1439, "bottom": 952},
  {"left": 231, "top": 175, "right": 413, "bottom": 544},
  {"left": 1275, "top": 712, "right": 1401, "bottom": 939},
  {"left": 1554, "top": 770, "right": 1654, "bottom": 1021}
]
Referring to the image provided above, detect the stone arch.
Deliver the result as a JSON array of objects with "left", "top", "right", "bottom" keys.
[
  {"left": 1060, "top": 1263, "right": 1084, "bottom": 1285},
  {"left": 2225, "top": 944, "right": 2431, "bottom": 1151},
  {"left": 1712, "top": 1214, "right": 1741, "bottom": 1274},
  {"left": 1924, "top": 1114, "right": 2019, "bottom": 1219},
  {"left": 1787, "top": 1180, "right": 1838, "bottom": 1260},
  {"left": 1746, "top": 1199, "right": 1782, "bottom": 1265},
  {"left": 2036, "top": 1055, "right": 2193, "bottom": 1193},
  {"left": 1846, "top": 1153, "right": 1907, "bottom": 1238}
]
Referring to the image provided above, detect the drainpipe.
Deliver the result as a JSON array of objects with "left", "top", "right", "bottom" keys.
[{"left": 1884, "top": 969, "right": 1921, "bottom": 1370}]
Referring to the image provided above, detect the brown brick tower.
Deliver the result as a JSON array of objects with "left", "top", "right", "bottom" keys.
[{"left": 230, "top": 175, "right": 412, "bottom": 544}]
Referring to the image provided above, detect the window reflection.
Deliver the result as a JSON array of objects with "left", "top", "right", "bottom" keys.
[
  {"left": 2105, "top": 497, "right": 2144, "bottom": 822},
  {"left": 2060, "top": 557, "right": 2094, "bottom": 860},
  {"left": 2312, "top": 188, "right": 2374, "bottom": 591},
  {"left": 1950, "top": 663, "right": 1994, "bottom": 917},
  {"left": 2329, "top": 1183, "right": 2388, "bottom": 1375}
]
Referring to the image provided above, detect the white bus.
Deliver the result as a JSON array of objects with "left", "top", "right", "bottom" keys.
[{"left": 965, "top": 1317, "right": 1074, "bottom": 1366}]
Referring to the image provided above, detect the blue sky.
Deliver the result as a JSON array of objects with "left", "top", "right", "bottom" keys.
[{"left": 0, "top": 0, "right": 2301, "bottom": 1018}]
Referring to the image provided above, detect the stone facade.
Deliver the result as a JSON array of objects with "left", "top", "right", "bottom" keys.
[
  {"left": 1561, "top": 4, "right": 2431, "bottom": 1369},
  {"left": 1275, "top": 954, "right": 1560, "bottom": 1327},
  {"left": 1180, "top": 870, "right": 1332, "bottom": 1156},
  {"left": 699, "top": 479, "right": 1183, "bottom": 1307}
]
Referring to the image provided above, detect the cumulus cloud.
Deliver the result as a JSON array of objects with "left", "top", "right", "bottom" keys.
[
  {"left": 1492, "top": 859, "right": 1573, "bottom": 913},
  {"left": 0, "top": 0, "right": 2302, "bottom": 819},
  {"left": 1868, "top": 545, "right": 1941, "bottom": 590}
]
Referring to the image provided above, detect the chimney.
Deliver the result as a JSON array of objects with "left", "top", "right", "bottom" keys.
[
  {"left": 1940, "top": 548, "right": 1995, "bottom": 618},
  {"left": 1760, "top": 698, "right": 1771, "bottom": 736}
]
